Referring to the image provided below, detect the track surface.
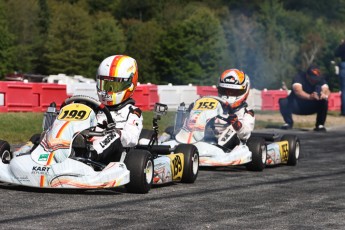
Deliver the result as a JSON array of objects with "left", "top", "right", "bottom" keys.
[{"left": 1, "top": 127, "right": 345, "bottom": 230}]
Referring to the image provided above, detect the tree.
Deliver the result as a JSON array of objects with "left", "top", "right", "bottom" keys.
[
  {"left": 4, "top": 0, "right": 40, "bottom": 73},
  {"left": 90, "top": 12, "right": 126, "bottom": 73},
  {"left": 124, "top": 20, "right": 165, "bottom": 84},
  {"left": 44, "top": 2, "right": 93, "bottom": 77},
  {"left": 155, "top": 4, "right": 228, "bottom": 85},
  {"left": 0, "top": 1, "right": 15, "bottom": 78}
]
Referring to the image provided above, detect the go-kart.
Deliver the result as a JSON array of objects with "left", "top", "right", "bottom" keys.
[
  {"left": 136, "top": 103, "right": 199, "bottom": 185},
  {"left": 0, "top": 95, "right": 198, "bottom": 194},
  {"left": 145, "top": 95, "right": 300, "bottom": 171}
]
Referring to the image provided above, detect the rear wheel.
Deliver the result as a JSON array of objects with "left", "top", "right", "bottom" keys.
[
  {"left": 281, "top": 135, "right": 300, "bottom": 166},
  {"left": 124, "top": 149, "right": 154, "bottom": 194},
  {"left": 0, "top": 140, "right": 11, "bottom": 163},
  {"left": 174, "top": 144, "right": 199, "bottom": 183},
  {"left": 246, "top": 137, "right": 266, "bottom": 171}
]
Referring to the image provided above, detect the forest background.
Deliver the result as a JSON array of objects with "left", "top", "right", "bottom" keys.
[{"left": 1, "top": 0, "right": 345, "bottom": 91}]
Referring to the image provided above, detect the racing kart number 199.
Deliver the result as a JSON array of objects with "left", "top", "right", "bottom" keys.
[{"left": 58, "top": 104, "right": 92, "bottom": 121}]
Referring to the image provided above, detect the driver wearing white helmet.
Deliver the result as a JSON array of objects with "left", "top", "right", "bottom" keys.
[
  {"left": 214, "top": 68, "right": 255, "bottom": 148},
  {"left": 91, "top": 55, "right": 143, "bottom": 164}
]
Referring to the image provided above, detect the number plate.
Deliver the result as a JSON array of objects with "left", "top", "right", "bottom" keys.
[
  {"left": 57, "top": 103, "right": 92, "bottom": 121},
  {"left": 193, "top": 98, "right": 219, "bottom": 111}
]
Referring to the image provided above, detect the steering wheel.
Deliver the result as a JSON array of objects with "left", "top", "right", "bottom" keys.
[{"left": 64, "top": 95, "right": 114, "bottom": 124}]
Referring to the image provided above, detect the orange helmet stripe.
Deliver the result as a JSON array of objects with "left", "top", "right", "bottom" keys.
[{"left": 109, "top": 55, "right": 124, "bottom": 77}]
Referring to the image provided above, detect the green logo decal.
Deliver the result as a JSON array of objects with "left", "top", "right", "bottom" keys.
[{"left": 38, "top": 154, "right": 49, "bottom": 161}]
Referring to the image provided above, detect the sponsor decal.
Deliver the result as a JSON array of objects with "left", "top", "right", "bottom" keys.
[
  {"left": 38, "top": 154, "right": 49, "bottom": 161},
  {"left": 32, "top": 166, "right": 51, "bottom": 175}
]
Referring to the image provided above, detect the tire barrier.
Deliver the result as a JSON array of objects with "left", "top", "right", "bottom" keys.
[{"left": 0, "top": 81, "right": 342, "bottom": 112}]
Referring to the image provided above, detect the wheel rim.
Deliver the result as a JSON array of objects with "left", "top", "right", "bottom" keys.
[
  {"left": 192, "top": 152, "right": 199, "bottom": 175},
  {"left": 261, "top": 145, "right": 267, "bottom": 164},
  {"left": 295, "top": 141, "right": 300, "bottom": 160},
  {"left": 1, "top": 150, "right": 11, "bottom": 163},
  {"left": 144, "top": 160, "right": 153, "bottom": 184}
]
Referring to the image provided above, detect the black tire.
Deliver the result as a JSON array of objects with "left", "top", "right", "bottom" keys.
[
  {"left": 139, "top": 129, "right": 154, "bottom": 140},
  {"left": 281, "top": 134, "right": 300, "bottom": 166},
  {"left": 174, "top": 144, "right": 199, "bottom": 183},
  {"left": 0, "top": 140, "right": 11, "bottom": 163},
  {"left": 246, "top": 137, "right": 266, "bottom": 171},
  {"left": 124, "top": 149, "right": 154, "bottom": 194}
]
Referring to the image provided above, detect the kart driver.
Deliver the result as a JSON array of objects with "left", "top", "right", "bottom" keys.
[
  {"left": 13, "top": 55, "right": 143, "bottom": 165},
  {"left": 90, "top": 55, "right": 143, "bottom": 164},
  {"left": 212, "top": 68, "right": 255, "bottom": 148},
  {"left": 159, "top": 68, "right": 255, "bottom": 149}
]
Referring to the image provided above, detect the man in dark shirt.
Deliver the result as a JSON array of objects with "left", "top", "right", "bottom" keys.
[
  {"left": 279, "top": 65, "right": 331, "bottom": 131},
  {"left": 334, "top": 39, "right": 345, "bottom": 116}
]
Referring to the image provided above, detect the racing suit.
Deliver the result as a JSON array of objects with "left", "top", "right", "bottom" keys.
[
  {"left": 213, "top": 104, "right": 255, "bottom": 148},
  {"left": 92, "top": 99, "right": 143, "bottom": 164}
]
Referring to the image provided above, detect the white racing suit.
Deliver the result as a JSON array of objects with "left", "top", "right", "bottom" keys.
[
  {"left": 213, "top": 105, "right": 255, "bottom": 148},
  {"left": 91, "top": 102, "right": 143, "bottom": 164}
]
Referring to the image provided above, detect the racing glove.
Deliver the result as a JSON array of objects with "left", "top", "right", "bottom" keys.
[{"left": 227, "top": 114, "right": 242, "bottom": 131}]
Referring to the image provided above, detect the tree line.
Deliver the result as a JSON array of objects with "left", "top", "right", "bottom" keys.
[{"left": 1, "top": 0, "right": 345, "bottom": 90}]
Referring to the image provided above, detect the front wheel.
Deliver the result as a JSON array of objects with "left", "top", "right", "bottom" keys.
[
  {"left": 0, "top": 140, "right": 11, "bottom": 163},
  {"left": 124, "top": 149, "right": 154, "bottom": 194},
  {"left": 174, "top": 144, "right": 199, "bottom": 183},
  {"left": 246, "top": 137, "right": 266, "bottom": 171},
  {"left": 281, "top": 135, "right": 300, "bottom": 166}
]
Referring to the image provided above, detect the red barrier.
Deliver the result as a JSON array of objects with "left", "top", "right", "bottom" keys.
[
  {"left": 196, "top": 86, "right": 218, "bottom": 97},
  {"left": 36, "top": 83, "right": 67, "bottom": 111},
  {"left": 0, "top": 82, "right": 67, "bottom": 112},
  {"left": 261, "top": 90, "right": 288, "bottom": 111},
  {"left": 132, "top": 84, "right": 159, "bottom": 111},
  {"left": 328, "top": 92, "right": 341, "bottom": 111}
]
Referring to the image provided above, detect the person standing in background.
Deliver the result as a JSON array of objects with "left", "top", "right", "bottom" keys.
[{"left": 335, "top": 39, "right": 345, "bottom": 116}]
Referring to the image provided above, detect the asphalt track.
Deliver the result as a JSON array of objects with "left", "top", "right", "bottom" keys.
[{"left": 0, "top": 126, "right": 345, "bottom": 230}]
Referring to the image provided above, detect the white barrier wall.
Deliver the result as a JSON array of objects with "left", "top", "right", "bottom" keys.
[
  {"left": 157, "top": 84, "right": 199, "bottom": 110},
  {"left": 247, "top": 88, "right": 262, "bottom": 110},
  {"left": 0, "top": 93, "right": 3, "bottom": 106},
  {"left": 68, "top": 83, "right": 98, "bottom": 100},
  {"left": 64, "top": 83, "right": 264, "bottom": 111}
]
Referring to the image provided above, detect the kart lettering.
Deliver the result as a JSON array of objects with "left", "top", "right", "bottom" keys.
[
  {"left": 279, "top": 141, "right": 289, "bottom": 162},
  {"left": 193, "top": 98, "right": 218, "bottom": 111},
  {"left": 58, "top": 104, "right": 92, "bottom": 121},
  {"left": 32, "top": 166, "right": 50, "bottom": 175}
]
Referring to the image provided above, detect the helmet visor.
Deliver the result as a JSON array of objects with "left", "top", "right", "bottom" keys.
[
  {"left": 218, "top": 87, "right": 246, "bottom": 97},
  {"left": 97, "top": 75, "right": 132, "bottom": 93}
]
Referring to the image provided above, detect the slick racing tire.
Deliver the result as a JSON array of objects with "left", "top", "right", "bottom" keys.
[
  {"left": 0, "top": 140, "right": 11, "bottom": 164},
  {"left": 124, "top": 149, "right": 154, "bottom": 194},
  {"left": 246, "top": 137, "right": 266, "bottom": 171},
  {"left": 281, "top": 134, "right": 300, "bottom": 166},
  {"left": 174, "top": 144, "right": 199, "bottom": 183}
]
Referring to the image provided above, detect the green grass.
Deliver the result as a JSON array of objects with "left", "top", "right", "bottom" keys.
[
  {"left": 0, "top": 112, "right": 176, "bottom": 144},
  {"left": 0, "top": 110, "right": 340, "bottom": 144}
]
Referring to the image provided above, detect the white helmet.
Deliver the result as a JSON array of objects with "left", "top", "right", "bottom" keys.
[
  {"left": 96, "top": 55, "right": 138, "bottom": 106},
  {"left": 217, "top": 69, "right": 250, "bottom": 109}
]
